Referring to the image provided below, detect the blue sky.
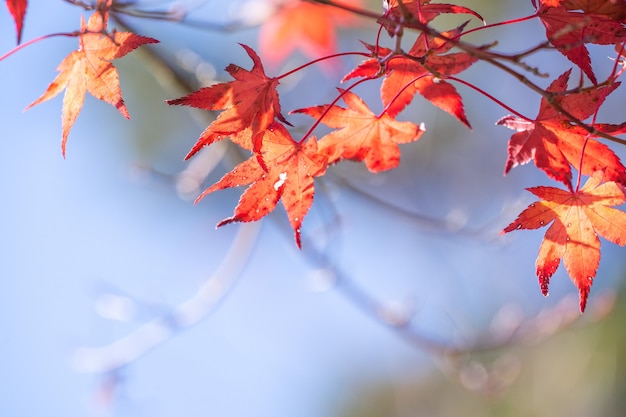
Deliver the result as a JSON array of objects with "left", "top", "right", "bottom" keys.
[{"left": 2, "top": 2, "right": 626, "bottom": 417}]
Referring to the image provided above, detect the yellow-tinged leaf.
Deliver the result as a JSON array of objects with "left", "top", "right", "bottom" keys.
[{"left": 502, "top": 171, "right": 626, "bottom": 311}]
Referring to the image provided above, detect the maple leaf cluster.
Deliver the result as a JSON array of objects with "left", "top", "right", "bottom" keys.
[
  {"left": 497, "top": 0, "right": 626, "bottom": 311},
  {"left": 165, "top": 1, "right": 498, "bottom": 247},
  {"left": 167, "top": 44, "right": 426, "bottom": 247},
  {"left": 4, "top": 0, "right": 626, "bottom": 311},
  {"left": 534, "top": 0, "right": 626, "bottom": 84}
]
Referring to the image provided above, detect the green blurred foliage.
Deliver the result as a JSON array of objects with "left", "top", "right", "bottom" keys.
[{"left": 338, "top": 280, "right": 626, "bottom": 417}]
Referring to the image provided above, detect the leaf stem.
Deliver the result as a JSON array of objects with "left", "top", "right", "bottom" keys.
[
  {"left": 609, "top": 41, "right": 626, "bottom": 80},
  {"left": 276, "top": 51, "right": 370, "bottom": 80},
  {"left": 0, "top": 32, "right": 79, "bottom": 62},
  {"left": 575, "top": 97, "right": 602, "bottom": 192},
  {"left": 457, "top": 13, "right": 538, "bottom": 38},
  {"left": 446, "top": 76, "right": 532, "bottom": 121}
]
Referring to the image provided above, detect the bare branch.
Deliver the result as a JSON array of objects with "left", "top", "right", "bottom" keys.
[{"left": 73, "top": 221, "right": 261, "bottom": 374}]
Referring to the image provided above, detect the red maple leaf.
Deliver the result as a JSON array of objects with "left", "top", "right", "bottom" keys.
[
  {"left": 536, "top": 0, "right": 626, "bottom": 21},
  {"left": 381, "top": 0, "right": 484, "bottom": 34},
  {"left": 167, "top": 44, "right": 288, "bottom": 160},
  {"left": 25, "top": 10, "right": 158, "bottom": 156},
  {"left": 293, "top": 89, "right": 425, "bottom": 172},
  {"left": 534, "top": 0, "right": 626, "bottom": 83},
  {"left": 497, "top": 69, "right": 626, "bottom": 188},
  {"left": 344, "top": 24, "right": 476, "bottom": 126},
  {"left": 502, "top": 171, "right": 626, "bottom": 312},
  {"left": 5, "top": 0, "right": 27, "bottom": 43},
  {"left": 196, "top": 123, "right": 328, "bottom": 248},
  {"left": 258, "top": 0, "right": 363, "bottom": 69}
]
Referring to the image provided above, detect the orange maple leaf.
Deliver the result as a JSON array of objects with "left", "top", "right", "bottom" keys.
[
  {"left": 5, "top": 0, "right": 27, "bottom": 43},
  {"left": 25, "top": 10, "right": 158, "bottom": 156},
  {"left": 167, "top": 44, "right": 288, "bottom": 160},
  {"left": 293, "top": 89, "right": 425, "bottom": 172},
  {"left": 343, "top": 23, "right": 476, "bottom": 126},
  {"left": 196, "top": 123, "right": 327, "bottom": 248},
  {"left": 497, "top": 69, "right": 626, "bottom": 188},
  {"left": 258, "top": 0, "right": 363, "bottom": 69},
  {"left": 502, "top": 171, "right": 626, "bottom": 312},
  {"left": 534, "top": 0, "right": 626, "bottom": 83}
]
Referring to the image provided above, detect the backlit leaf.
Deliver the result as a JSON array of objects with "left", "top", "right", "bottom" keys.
[
  {"left": 25, "top": 10, "right": 158, "bottom": 156},
  {"left": 502, "top": 171, "right": 626, "bottom": 312},
  {"left": 167, "top": 44, "right": 288, "bottom": 160},
  {"left": 293, "top": 89, "right": 425, "bottom": 172},
  {"left": 196, "top": 123, "right": 328, "bottom": 248}
]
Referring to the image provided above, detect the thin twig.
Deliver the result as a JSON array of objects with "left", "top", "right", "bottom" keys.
[{"left": 73, "top": 221, "right": 261, "bottom": 374}]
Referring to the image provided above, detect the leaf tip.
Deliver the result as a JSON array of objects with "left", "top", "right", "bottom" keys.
[
  {"left": 61, "top": 136, "right": 68, "bottom": 159},
  {"left": 184, "top": 147, "right": 200, "bottom": 161},
  {"left": 577, "top": 276, "right": 594, "bottom": 313},
  {"left": 216, "top": 216, "right": 237, "bottom": 229},
  {"left": 539, "top": 274, "right": 550, "bottom": 297},
  {"left": 295, "top": 228, "right": 302, "bottom": 249},
  {"left": 578, "top": 284, "right": 590, "bottom": 313},
  {"left": 501, "top": 221, "right": 523, "bottom": 234},
  {"left": 115, "top": 99, "right": 130, "bottom": 119},
  {"left": 537, "top": 259, "right": 560, "bottom": 297}
]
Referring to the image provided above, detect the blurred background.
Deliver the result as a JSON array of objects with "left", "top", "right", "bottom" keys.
[{"left": 1, "top": 1, "right": 626, "bottom": 416}]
